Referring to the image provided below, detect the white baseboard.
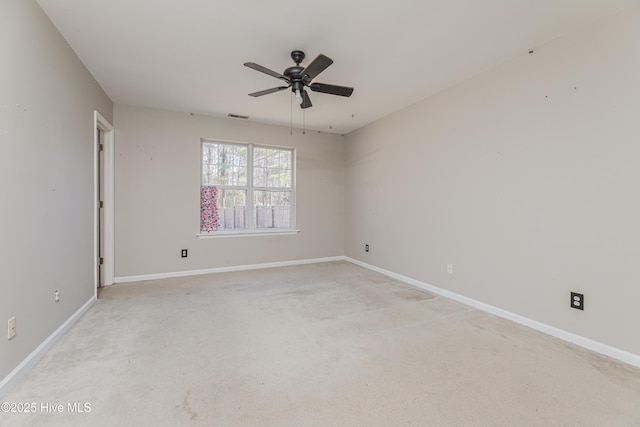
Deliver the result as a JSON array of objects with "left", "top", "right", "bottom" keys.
[
  {"left": 114, "top": 256, "right": 347, "bottom": 284},
  {"left": 345, "top": 257, "right": 640, "bottom": 369},
  {"left": 0, "top": 296, "right": 96, "bottom": 395}
]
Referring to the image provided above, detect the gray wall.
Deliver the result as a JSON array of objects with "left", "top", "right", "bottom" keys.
[
  {"left": 345, "top": 7, "right": 640, "bottom": 356},
  {"left": 113, "top": 105, "right": 345, "bottom": 278},
  {"left": 0, "top": 0, "right": 113, "bottom": 381}
]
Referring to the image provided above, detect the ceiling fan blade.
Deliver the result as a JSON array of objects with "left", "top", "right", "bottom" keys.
[
  {"left": 309, "top": 83, "right": 354, "bottom": 97},
  {"left": 301, "top": 90, "right": 312, "bottom": 109},
  {"left": 301, "top": 54, "right": 333, "bottom": 82},
  {"left": 248, "top": 86, "right": 290, "bottom": 97},
  {"left": 244, "top": 62, "right": 289, "bottom": 81}
]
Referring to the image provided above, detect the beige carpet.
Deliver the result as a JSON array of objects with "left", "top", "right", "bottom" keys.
[{"left": 2, "top": 261, "right": 640, "bottom": 426}]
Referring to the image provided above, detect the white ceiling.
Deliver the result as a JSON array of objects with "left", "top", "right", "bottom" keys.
[{"left": 37, "top": 0, "right": 628, "bottom": 135}]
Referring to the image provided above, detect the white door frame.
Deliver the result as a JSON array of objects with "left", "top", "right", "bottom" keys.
[{"left": 94, "top": 111, "right": 115, "bottom": 290}]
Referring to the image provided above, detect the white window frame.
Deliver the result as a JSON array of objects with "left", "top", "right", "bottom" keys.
[{"left": 198, "top": 139, "right": 298, "bottom": 238}]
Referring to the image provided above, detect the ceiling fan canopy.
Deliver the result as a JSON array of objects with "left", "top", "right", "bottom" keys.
[{"left": 244, "top": 50, "right": 354, "bottom": 109}]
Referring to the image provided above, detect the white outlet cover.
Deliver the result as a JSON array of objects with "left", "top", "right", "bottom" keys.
[{"left": 8, "top": 317, "right": 16, "bottom": 340}]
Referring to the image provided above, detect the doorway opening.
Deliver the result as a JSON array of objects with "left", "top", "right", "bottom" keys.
[{"left": 94, "top": 111, "right": 114, "bottom": 296}]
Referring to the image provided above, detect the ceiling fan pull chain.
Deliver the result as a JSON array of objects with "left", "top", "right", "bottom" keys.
[
  {"left": 303, "top": 108, "right": 306, "bottom": 135},
  {"left": 290, "top": 92, "right": 293, "bottom": 136}
]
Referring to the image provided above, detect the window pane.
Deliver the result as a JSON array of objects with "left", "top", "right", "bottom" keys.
[
  {"left": 217, "top": 189, "right": 246, "bottom": 230},
  {"left": 202, "top": 142, "right": 247, "bottom": 186},
  {"left": 254, "top": 190, "right": 291, "bottom": 228},
  {"left": 253, "top": 147, "right": 292, "bottom": 188}
]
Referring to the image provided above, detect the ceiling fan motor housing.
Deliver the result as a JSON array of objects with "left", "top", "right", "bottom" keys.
[
  {"left": 284, "top": 65, "right": 305, "bottom": 94},
  {"left": 284, "top": 66, "right": 304, "bottom": 79}
]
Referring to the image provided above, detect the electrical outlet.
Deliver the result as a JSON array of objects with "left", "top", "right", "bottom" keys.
[
  {"left": 7, "top": 317, "right": 16, "bottom": 340},
  {"left": 181, "top": 249, "right": 188, "bottom": 258},
  {"left": 571, "top": 292, "right": 584, "bottom": 310},
  {"left": 54, "top": 290, "right": 60, "bottom": 302},
  {"left": 447, "top": 264, "right": 453, "bottom": 274},
  {"left": 365, "top": 244, "right": 369, "bottom": 253}
]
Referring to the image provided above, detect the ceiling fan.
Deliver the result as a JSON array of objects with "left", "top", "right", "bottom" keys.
[{"left": 244, "top": 50, "right": 354, "bottom": 109}]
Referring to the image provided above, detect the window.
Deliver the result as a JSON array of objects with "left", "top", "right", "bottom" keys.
[{"left": 200, "top": 140, "right": 295, "bottom": 234}]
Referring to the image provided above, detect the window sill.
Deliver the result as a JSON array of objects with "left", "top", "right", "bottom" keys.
[{"left": 197, "top": 229, "right": 300, "bottom": 239}]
